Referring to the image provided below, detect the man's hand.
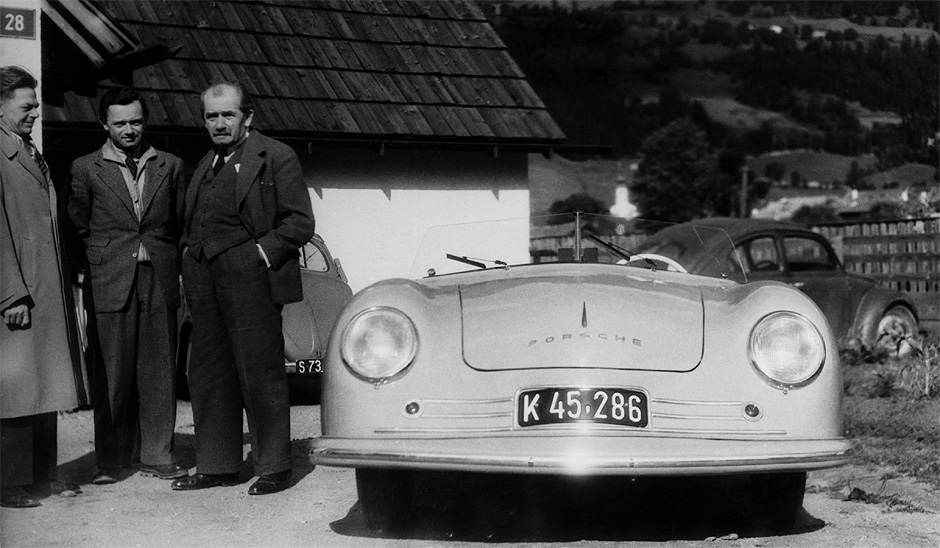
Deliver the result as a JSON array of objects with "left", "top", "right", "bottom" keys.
[{"left": 2, "top": 303, "right": 31, "bottom": 328}]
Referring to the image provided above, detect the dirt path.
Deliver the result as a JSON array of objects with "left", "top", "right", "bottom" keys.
[{"left": 1, "top": 403, "right": 936, "bottom": 548}]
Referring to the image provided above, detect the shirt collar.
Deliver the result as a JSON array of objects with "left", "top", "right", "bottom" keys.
[
  {"left": 102, "top": 139, "right": 156, "bottom": 165},
  {"left": 218, "top": 130, "right": 250, "bottom": 159},
  {"left": 0, "top": 116, "right": 27, "bottom": 142}
]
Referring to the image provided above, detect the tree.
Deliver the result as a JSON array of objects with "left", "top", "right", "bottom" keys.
[
  {"left": 764, "top": 161, "right": 787, "bottom": 181},
  {"left": 631, "top": 119, "right": 730, "bottom": 223},
  {"left": 845, "top": 160, "right": 864, "bottom": 188},
  {"left": 548, "top": 192, "right": 609, "bottom": 220},
  {"left": 791, "top": 204, "right": 841, "bottom": 225},
  {"left": 865, "top": 201, "right": 910, "bottom": 221}
]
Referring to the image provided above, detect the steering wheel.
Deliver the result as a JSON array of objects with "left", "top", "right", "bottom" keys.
[{"left": 630, "top": 253, "right": 687, "bottom": 273}]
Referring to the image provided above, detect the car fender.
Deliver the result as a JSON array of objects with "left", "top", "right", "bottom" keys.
[{"left": 850, "top": 285, "right": 918, "bottom": 346}]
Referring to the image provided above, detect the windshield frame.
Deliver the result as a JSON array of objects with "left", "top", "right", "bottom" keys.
[{"left": 409, "top": 213, "right": 746, "bottom": 282}]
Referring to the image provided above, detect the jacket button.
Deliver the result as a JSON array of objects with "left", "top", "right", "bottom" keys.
[{"left": 132, "top": 252, "right": 138, "bottom": 258}]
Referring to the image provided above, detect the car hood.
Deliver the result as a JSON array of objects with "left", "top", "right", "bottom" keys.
[{"left": 459, "top": 273, "right": 704, "bottom": 372}]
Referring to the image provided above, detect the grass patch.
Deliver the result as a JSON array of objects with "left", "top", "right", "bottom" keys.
[{"left": 841, "top": 337, "right": 940, "bottom": 488}]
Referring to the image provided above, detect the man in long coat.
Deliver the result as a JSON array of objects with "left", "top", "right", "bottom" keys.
[{"left": 1, "top": 66, "right": 83, "bottom": 508}]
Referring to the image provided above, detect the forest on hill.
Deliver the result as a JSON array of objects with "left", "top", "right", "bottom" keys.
[{"left": 486, "top": 1, "right": 939, "bottom": 175}]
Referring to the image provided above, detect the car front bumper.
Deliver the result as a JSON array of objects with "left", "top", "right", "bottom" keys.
[{"left": 311, "top": 435, "right": 852, "bottom": 475}]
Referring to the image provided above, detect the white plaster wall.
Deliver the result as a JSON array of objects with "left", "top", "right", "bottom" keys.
[
  {"left": 300, "top": 147, "right": 530, "bottom": 293},
  {"left": 1, "top": 0, "right": 42, "bottom": 148}
]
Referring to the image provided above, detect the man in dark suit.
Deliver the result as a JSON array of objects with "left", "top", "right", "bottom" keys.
[
  {"left": 68, "top": 87, "right": 186, "bottom": 484},
  {"left": 171, "top": 82, "right": 314, "bottom": 495}
]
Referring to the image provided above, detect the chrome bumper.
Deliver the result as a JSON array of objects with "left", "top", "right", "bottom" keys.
[{"left": 311, "top": 436, "right": 852, "bottom": 475}]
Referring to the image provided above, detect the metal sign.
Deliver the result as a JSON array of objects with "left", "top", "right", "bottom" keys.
[{"left": 0, "top": 7, "right": 36, "bottom": 40}]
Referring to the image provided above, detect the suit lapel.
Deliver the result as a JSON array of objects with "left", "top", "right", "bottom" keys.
[
  {"left": 186, "top": 150, "right": 214, "bottom": 224},
  {"left": 93, "top": 152, "right": 136, "bottom": 218},
  {"left": 140, "top": 154, "right": 167, "bottom": 220},
  {"left": 236, "top": 132, "right": 264, "bottom": 206}
]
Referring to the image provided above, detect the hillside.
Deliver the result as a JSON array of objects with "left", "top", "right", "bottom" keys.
[
  {"left": 750, "top": 150, "right": 879, "bottom": 186},
  {"left": 490, "top": 1, "right": 938, "bottom": 218}
]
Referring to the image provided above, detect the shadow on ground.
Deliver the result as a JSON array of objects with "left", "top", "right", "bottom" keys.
[
  {"left": 55, "top": 431, "right": 317, "bottom": 489},
  {"left": 330, "top": 472, "right": 826, "bottom": 542}
]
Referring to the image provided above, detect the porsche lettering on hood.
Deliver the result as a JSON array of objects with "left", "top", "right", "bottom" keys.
[{"left": 460, "top": 274, "right": 704, "bottom": 372}]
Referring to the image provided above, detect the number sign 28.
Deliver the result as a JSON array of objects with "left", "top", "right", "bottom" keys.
[{"left": 0, "top": 8, "right": 36, "bottom": 39}]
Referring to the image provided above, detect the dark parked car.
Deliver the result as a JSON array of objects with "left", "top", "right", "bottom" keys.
[
  {"left": 634, "top": 217, "right": 919, "bottom": 356},
  {"left": 175, "top": 234, "right": 353, "bottom": 399}
]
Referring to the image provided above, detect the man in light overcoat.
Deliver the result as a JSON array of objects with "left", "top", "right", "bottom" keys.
[{"left": 1, "top": 66, "right": 83, "bottom": 508}]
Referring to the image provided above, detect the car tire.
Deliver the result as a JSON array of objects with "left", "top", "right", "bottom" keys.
[
  {"left": 355, "top": 468, "right": 415, "bottom": 533},
  {"left": 875, "top": 306, "right": 917, "bottom": 358},
  {"left": 176, "top": 321, "right": 192, "bottom": 401},
  {"left": 750, "top": 471, "right": 806, "bottom": 532}
]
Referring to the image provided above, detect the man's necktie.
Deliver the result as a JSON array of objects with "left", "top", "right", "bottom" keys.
[
  {"left": 213, "top": 147, "right": 228, "bottom": 175},
  {"left": 26, "top": 139, "right": 50, "bottom": 182},
  {"left": 126, "top": 155, "right": 138, "bottom": 179}
]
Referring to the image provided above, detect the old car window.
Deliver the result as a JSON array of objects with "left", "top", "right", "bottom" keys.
[
  {"left": 300, "top": 241, "right": 328, "bottom": 272},
  {"left": 738, "top": 237, "right": 780, "bottom": 272},
  {"left": 783, "top": 236, "right": 837, "bottom": 272}
]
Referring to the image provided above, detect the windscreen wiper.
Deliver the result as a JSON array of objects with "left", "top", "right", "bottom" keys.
[
  {"left": 585, "top": 235, "right": 660, "bottom": 269},
  {"left": 446, "top": 254, "right": 507, "bottom": 269}
]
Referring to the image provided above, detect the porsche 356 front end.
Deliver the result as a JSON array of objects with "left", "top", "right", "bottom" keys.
[{"left": 310, "top": 216, "right": 852, "bottom": 531}]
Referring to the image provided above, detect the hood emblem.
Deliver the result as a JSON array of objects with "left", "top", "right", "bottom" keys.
[{"left": 581, "top": 302, "right": 588, "bottom": 328}]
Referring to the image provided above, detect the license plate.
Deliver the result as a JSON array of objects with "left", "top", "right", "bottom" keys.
[
  {"left": 517, "top": 387, "right": 648, "bottom": 428},
  {"left": 287, "top": 359, "right": 322, "bottom": 375}
]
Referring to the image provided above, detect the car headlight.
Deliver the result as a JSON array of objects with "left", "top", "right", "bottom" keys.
[
  {"left": 748, "top": 312, "right": 825, "bottom": 389},
  {"left": 341, "top": 307, "right": 417, "bottom": 381}
]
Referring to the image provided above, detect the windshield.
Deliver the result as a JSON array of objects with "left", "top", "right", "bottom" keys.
[{"left": 409, "top": 213, "right": 745, "bottom": 281}]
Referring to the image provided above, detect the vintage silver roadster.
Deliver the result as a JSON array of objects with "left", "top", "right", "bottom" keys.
[{"left": 311, "top": 214, "right": 852, "bottom": 532}]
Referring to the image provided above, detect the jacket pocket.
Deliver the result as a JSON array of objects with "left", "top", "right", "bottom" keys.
[{"left": 85, "top": 236, "right": 110, "bottom": 265}]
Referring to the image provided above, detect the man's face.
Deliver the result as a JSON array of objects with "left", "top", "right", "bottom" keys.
[
  {"left": 101, "top": 101, "right": 145, "bottom": 152},
  {"left": 203, "top": 86, "right": 252, "bottom": 147},
  {"left": 0, "top": 87, "right": 40, "bottom": 138}
]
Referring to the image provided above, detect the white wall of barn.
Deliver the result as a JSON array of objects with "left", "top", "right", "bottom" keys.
[
  {"left": 2, "top": 0, "right": 43, "bottom": 148},
  {"left": 300, "top": 147, "right": 531, "bottom": 293}
]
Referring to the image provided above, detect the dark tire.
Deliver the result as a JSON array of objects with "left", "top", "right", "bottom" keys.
[
  {"left": 750, "top": 471, "right": 806, "bottom": 531},
  {"left": 287, "top": 375, "right": 322, "bottom": 406},
  {"left": 175, "top": 321, "right": 192, "bottom": 401},
  {"left": 355, "top": 468, "right": 415, "bottom": 533},
  {"left": 875, "top": 306, "right": 917, "bottom": 357}
]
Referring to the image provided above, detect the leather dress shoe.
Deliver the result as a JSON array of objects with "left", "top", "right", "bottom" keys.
[
  {"left": 171, "top": 473, "right": 239, "bottom": 491},
  {"left": 140, "top": 463, "right": 188, "bottom": 480},
  {"left": 92, "top": 469, "right": 118, "bottom": 485},
  {"left": 248, "top": 470, "right": 292, "bottom": 495},
  {"left": 29, "top": 479, "right": 81, "bottom": 497},
  {"left": 1, "top": 487, "right": 41, "bottom": 508}
]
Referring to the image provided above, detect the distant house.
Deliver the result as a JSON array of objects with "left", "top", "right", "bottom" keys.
[{"left": 35, "top": 0, "right": 577, "bottom": 291}]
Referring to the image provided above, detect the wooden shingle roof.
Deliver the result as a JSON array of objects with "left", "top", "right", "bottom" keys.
[{"left": 44, "top": 0, "right": 566, "bottom": 148}]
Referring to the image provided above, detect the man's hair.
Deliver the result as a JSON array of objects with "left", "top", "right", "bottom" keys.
[
  {"left": 0, "top": 66, "right": 37, "bottom": 102},
  {"left": 98, "top": 86, "right": 148, "bottom": 122},
  {"left": 201, "top": 82, "right": 253, "bottom": 116}
]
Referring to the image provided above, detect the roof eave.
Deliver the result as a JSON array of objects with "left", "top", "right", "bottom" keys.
[{"left": 43, "top": 122, "right": 609, "bottom": 156}]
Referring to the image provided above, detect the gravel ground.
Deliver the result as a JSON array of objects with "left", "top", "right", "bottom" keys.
[{"left": 0, "top": 402, "right": 937, "bottom": 548}]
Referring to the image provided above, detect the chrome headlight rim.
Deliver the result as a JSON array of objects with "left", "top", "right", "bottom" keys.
[
  {"left": 748, "top": 311, "right": 826, "bottom": 390},
  {"left": 340, "top": 306, "right": 418, "bottom": 382}
]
